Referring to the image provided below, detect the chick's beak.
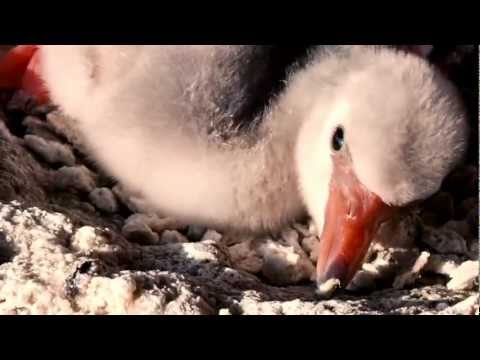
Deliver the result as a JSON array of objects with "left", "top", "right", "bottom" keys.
[
  {"left": 316, "top": 155, "right": 392, "bottom": 289},
  {"left": 0, "top": 45, "right": 49, "bottom": 104}
]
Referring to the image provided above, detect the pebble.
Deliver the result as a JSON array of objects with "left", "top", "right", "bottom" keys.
[
  {"left": 186, "top": 226, "right": 207, "bottom": 242},
  {"left": 88, "top": 188, "right": 119, "bottom": 214},
  {"left": 300, "top": 236, "right": 320, "bottom": 261},
  {"left": 392, "top": 251, "right": 430, "bottom": 289},
  {"left": 46, "top": 111, "right": 83, "bottom": 147},
  {"left": 293, "top": 223, "right": 311, "bottom": 237},
  {"left": 31, "top": 104, "right": 57, "bottom": 116},
  {"left": 456, "top": 197, "right": 477, "bottom": 219},
  {"left": 422, "top": 192, "right": 454, "bottom": 225},
  {"left": 6, "top": 90, "right": 35, "bottom": 113},
  {"left": 258, "top": 237, "right": 315, "bottom": 286},
  {"left": 125, "top": 214, "right": 183, "bottom": 235},
  {"left": 218, "top": 308, "right": 232, "bottom": 315},
  {"left": 112, "top": 184, "right": 152, "bottom": 214},
  {"left": 316, "top": 279, "right": 341, "bottom": 299},
  {"left": 374, "top": 212, "right": 418, "bottom": 249},
  {"left": 122, "top": 215, "right": 159, "bottom": 245},
  {"left": 201, "top": 229, "right": 223, "bottom": 242},
  {"left": 347, "top": 269, "right": 377, "bottom": 292},
  {"left": 112, "top": 184, "right": 140, "bottom": 213},
  {"left": 228, "top": 241, "right": 263, "bottom": 274},
  {"left": 22, "top": 116, "right": 60, "bottom": 142},
  {"left": 421, "top": 226, "right": 469, "bottom": 255},
  {"left": 441, "top": 220, "right": 472, "bottom": 240},
  {"left": 24, "top": 135, "right": 76, "bottom": 166},
  {"left": 435, "top": 302, "right": 449, "bottom": 311},
  {"left": 54, "top": 166, "right": 96, "bottom": 193},
  {"left": 0, "top": 119, "right": 15, "bottom": 142},
  {"left": 467, "top": 207, "right": 479, "bottom": 237},
  {"left": 443, "top": 166, "right": 478, "bottom": 200},
  {"left": 160, "top": 230, "right": 189, "bottom": 244}
]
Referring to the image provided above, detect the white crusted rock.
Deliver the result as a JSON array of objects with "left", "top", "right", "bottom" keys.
[
  {"left": 440, "top": 294, "right": 479, "bottom": 315},
  {"left": 446, "top": 261, "right": 479, "bottom": 291},
  {"left": 424, "top": 254, "right": 463, "bottom": 276},
  {"left": 316, "top": 278, "right": 341, "bottom": 299}
]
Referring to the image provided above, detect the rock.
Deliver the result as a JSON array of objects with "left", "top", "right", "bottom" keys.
[
  {"left": 446, "top": 261, "right": 479, "bottom": 291},
  {"left": 24, "top": 135, "right": 76, "bottom": 166},
  {"left": 54, "top": 166, "right": 96, "bottom": 193},
  {"left": 89, "top": 188, "right": 119, "bottom": 214}
]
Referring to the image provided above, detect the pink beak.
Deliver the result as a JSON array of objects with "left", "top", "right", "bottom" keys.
[{"left": 316, "top": 155, "right": 393, "bottom": 287}]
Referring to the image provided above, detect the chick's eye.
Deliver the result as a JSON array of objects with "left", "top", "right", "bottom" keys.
[{"left": 332, "top": 126, "right": 345, "bottom": 152}]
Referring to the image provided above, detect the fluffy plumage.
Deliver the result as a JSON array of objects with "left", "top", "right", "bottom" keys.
[{"left": 38, "top": 45, "right": 468, "bottom": 236}]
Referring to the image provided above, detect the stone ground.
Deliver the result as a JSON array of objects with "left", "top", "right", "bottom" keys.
[{"left": 0, "top": 45, "right": 478, "bottom": 315}]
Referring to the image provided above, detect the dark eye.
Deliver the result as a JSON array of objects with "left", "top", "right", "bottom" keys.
[{"left": 332, "top": 126, "right": 344, "bottom": 151}]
